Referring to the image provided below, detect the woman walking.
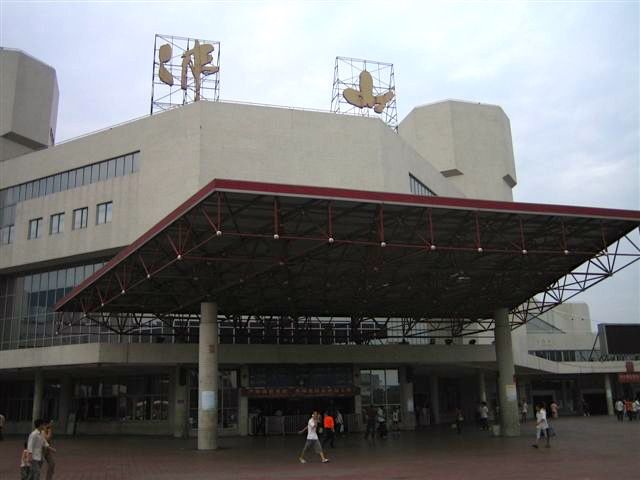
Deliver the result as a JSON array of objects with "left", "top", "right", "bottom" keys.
[{"left": 532, "top": 403, "right": 550, "bottom": 449}]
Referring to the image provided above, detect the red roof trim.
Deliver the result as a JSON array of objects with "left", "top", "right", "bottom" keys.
[{"left": 54, "top": 178, "right": 640, "bottom": 311}]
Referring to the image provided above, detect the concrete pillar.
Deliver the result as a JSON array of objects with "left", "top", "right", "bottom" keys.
[
  {"left": 604, "top": 374, "right": 614, "bottom": 416},
  {"left": 353, "top": 365, "right": 363, "bottom": 431},
  {"left": 173, "top": 366, "right": 188, "bottom": 438},
  {"left": 494, "top": 307, "right": 520, "bottom": 437},
  {"left": 429, "top": 375, "right": 440, "bottom": 425},
  {"left": 477, "top": 371, "right": 487, "bottom": 403},
  {"left": 238, "top": 365, "right": 249, "bottom": 436},
  {"left": 32, "top": 370, "right": 44, "bottom": 424},
  {"left": 198, "top": 302, "right": 219, "bottom": 450},
  {"left": 58, "top": 375, "right": 73, "bottom": 433},
  {"left": 399, "top": 366, "right": 416, "bottom": 430}
]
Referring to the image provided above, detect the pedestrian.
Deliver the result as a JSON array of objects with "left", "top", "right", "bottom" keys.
[
  {"left": 624, "top": 399, "right": 634, "bottom": 421},
  {"left": 20, "top": 441, "right": 31, "bottom": 480},
  {"left": 376, "top": 406, "right": 387, "bottom": 439},
  {"left": 42, "top": 419, "right": 56, "bottom": 480},
  {"left": 633, "top": 398, "right": 640, "bottom": 421},
  {"left": 582, "top": 398, "right": 590, "bottom": 417},
  {"left": 455, "top": 408, "right": 464, "bottom": 434},
  {"left": 615, "top": 399, "right": 625, "bottom": 422},
  {"left": 479, "top": 401, "right": 489, "bottom": 430},
  {"left": 27, "top": 418, "right": 54, "bottom": 480},
  {"left": 391, "top": 408, "right": 400, "bottom": 433},
  {"left": 364, "top": 406, "right": 377, "bottom": 442},
  {"left": 549, "top": 400, "right": 559, "bottom": 419},
  {"left": 521, "top": 401, "right": 528, "bottom": 423},
  {"left": 298, "top": 411, "right": 329, "bottom": 464},
  {"left": 531, "top": 403, "right": 550, "bottom": 449},
  {"left": 322, "top": 410, "right": 335, "bottom": 448},
  {"left": 0, "top": 412, "right": 5, "bottom": 441},
  {"left": 335, "top": 410, "right": 344, "bottom": 435}
]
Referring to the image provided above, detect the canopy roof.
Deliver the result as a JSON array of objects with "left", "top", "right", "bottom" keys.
[{"left": 55, "top": 179, "right": 640, "bottom": 322}]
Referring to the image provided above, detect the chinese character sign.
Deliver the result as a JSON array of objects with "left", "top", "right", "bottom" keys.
[{"left": 158, "top": 40, "right": 220, "bottom": 101}]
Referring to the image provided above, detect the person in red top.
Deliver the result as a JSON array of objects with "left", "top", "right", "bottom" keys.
[{"left": 322, "top": 411, "right": 335, "bottom": 448}]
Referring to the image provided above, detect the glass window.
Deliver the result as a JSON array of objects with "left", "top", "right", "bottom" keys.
[
  {"left": 96, "top": 202, "right": 113, "bottom": 225},
  {"left": 83, "top": 166, "right": 91, "bottom": 186},
  {"left": 45, "top": 176, "right": 54, "bottom": 195},
  {"left": 107, "top": 159, "right": 116, "bottom": 178},
  {"left": 28, "top": 218, "right": 43, "bottom": 240},
  {"left": 68, "top": 170, "right": 77, "bottom": 189},
  {"left": 132, "top": 152, "right": 140, "bottom": 172},
  {"left": 39, "top": 179, "right": 46, "bottom": 197},
  {"left": 32, "top": 180, "right": 40, "bottom": 197},
  {"left": 124, "top": 155, "right": 133, "bottom": 174},
  {"left": 26, "top": 182, "right": 33, "bottom": 200},
  {"left": 99, "top": 162, "right": 108, "bottom": 181},
  {"left": 19, "top": 184, "right": 26, "bottom": 202},
  {"left": 60, "top": 172, "right": 69, "bottom": 191},
  {"left": 73, "top": 207, "right": 88, "bottom": 230},
  {"left": 53, "top": 174, "right": 61, "bottom": 193},
  {"left": 0, "top": 225, "right": 14, "bottom": 245},
  {"left": 90, "top": 164, "right": 100, "bottom": 184},
  {"left": 49, "top": 213, "right": 64, "bottom": 235},
  {"left": 116, "top": 156, "right": 125, "bottom": 177}
]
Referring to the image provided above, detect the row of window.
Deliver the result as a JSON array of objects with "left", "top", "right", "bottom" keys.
[
  {"left": 26, "top": 202, "right": 112, "bottom": 240},
  {"left": 0, "top": 151, "right": 138, "bottom": 246},
  {"left": 409, "top": 173, "right": 436, "bottom": 197},
  {"left": 529, "top": 350, "right": 596, "bottom": 362}
]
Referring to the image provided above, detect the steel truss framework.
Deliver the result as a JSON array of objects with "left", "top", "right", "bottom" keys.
[
  {"left": 330, "top": 56, "right": 398, "bottom": 130},
  {"left": 55, "top": 179, "right": 640, "bottom": 341},
  {"left": 150, "top": 34, "right": 221, "bottom": 115}
]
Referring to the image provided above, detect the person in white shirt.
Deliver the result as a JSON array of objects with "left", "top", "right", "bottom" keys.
[
  {"left": 27, "top": 418, "right": 54, "bottom": 480},
  {"left": 633, "top": 399, "right": 640, "bottom": 420},
  {"left": 298, "top": 411, "right": 329, "bottom": 464},
  {"left": 479, "top": 402, "right": 489, "bottom": 431},
  {"left": 615, "top": 399, "right": 625, "bottom": 422},
  {"left": 521, "top": 401, "right": 528, "bottom": 423},
  {"left": 532, "top": 403, "right": 550, "bottom": 449}
]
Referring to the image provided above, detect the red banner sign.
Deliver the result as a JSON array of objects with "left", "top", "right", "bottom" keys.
[
  {"left": 240, "top": 385, "right": 359, "bottom": 398},
  {"left": 618, "top": 373, "right": 640, "bottom": 384}
]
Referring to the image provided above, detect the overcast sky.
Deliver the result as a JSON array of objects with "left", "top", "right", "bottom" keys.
[{"left": 1, "top": 1, "right": 638, "bottom": 328}]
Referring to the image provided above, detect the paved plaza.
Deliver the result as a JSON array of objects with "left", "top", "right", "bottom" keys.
[{"left": 0, "top": 416, "right": 637, "bottom": 480}]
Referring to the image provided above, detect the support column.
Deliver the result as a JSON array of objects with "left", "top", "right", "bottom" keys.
[
  {"left": 477, "top": 371, "right": 487, "bottom": 403},
  {"left": 58, "top": 375, "right": 72, "bottom": 434},
  {"left": 238, "top": 365, "right": 249, "bottom": 436},
  {"left": 494, "top": 307, "right": 520, "bottom": 437},
  {"left": 604, "top": 374, "right": 614, "bottom": 416},
  {"left": 429, "top": 375, "right": 440, "bottom": 425},
  {"left": 399, "top": 366, "right": 416, "bottom": 430},
  {"left": 173, "top": 366, "right": 188, "bottom": 438},
  {"left": 198, "top": 302, "right": 219, "bottom": 450},
  {"left": 353, "top": 365, "right": 363, "bottom": 432},
  {"left": 32, "top": 370, "right": 44, "bottom": 425}
]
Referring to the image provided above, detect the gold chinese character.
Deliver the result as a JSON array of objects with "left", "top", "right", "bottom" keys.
[
  {"left": 158, "top": 44, "right": 174, "bottom": 86},
  {"left": 181, "top": 40, "right": 219, "bottom": 101},
  {"left": 343, "top": 70, "right": 394, "bottom": 114}
]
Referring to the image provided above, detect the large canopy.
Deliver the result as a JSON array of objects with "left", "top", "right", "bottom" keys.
[{"left": 55, "top": 179, "right": 640, "bottom": 323}]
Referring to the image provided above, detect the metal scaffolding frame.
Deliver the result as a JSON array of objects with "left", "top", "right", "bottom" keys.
[
  {"left": 150, "top": 34, "right": 220, "bottom": 115},
  {"left": 330, "top": 56, "right": 398, "bottom": 131}
]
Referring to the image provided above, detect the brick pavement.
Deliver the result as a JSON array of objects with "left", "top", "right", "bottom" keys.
[{"left": 0, "top": 416, "right": 638, "bottom": 480}]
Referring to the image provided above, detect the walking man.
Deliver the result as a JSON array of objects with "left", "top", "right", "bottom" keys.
[
  {"left": 521, "top": 401, "right": 528, "bottom": 423},
  {"left": 42, "top": 419, "right": 56, "bottom": 480},
  {"left": 532, "top": 403, "right": 550, "bottom": 449},
  {"left": 27, "top": 418, "right": 54, "bottom": 480},
  {"left": 615, "top": 399, "right": 625, "bottom": 422},
  {"left": 322, "top": 410, "right": 335, "bottom": 448},
  {"left": 364, "top": 406, "right": 377, "bottom": 442},
  {"left": 0, "top": 412, "right": 5, "bottom": 441},
  {"left": 298, "top": 411, "right": 329, "bottom": 464}
]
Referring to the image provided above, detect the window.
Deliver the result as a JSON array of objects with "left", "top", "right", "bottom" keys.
[
  {"left": 49, "top": 213, "right": 64, "bottom": 235},
  {"left": 28, "top": 218, "right": 43, "bottom": 239},
  {"left": 96, "top": 202, "right": 113, "bottom": 225},
  {"left": 73, "top": 207, "right": 88, "bottom": 230},
  {"left": 409, "top": 173, "right": 436, "bottom": 197},
  {"left": 0, "top": 225, "right": 14, "bottom": 245}
]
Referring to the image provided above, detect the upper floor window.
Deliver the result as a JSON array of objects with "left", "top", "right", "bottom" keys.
[
  {"left": 73, "top": 207, "right": 88, "bottom": 230},
  {"left": 50, "top": 212, "right": 65, "bottom": 235},
  {"left": 0, "top": 225, "right": 14, "bottom": 245},
  {"left": 28, "top": 218, "right": 43, "bottom": 240},
  {"left": 96, "top": 202, "right": 113, "bottom": 225}
]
